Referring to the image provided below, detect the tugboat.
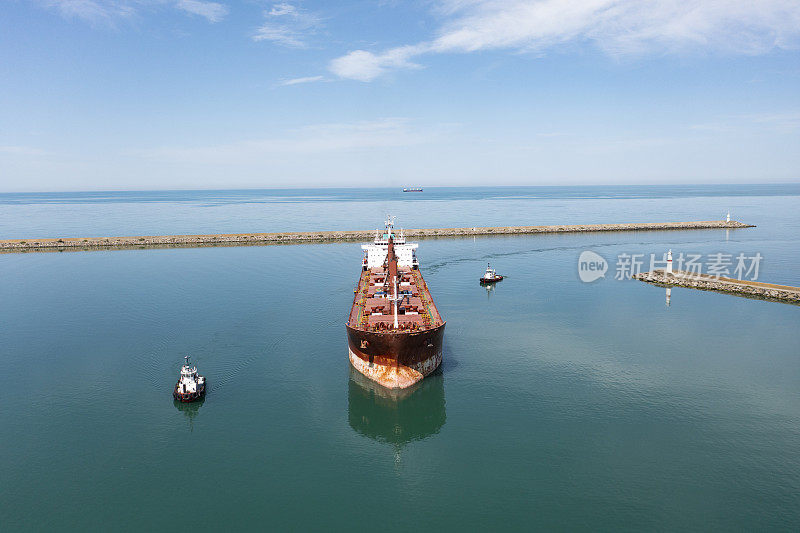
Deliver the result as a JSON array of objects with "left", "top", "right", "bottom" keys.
[
  {"left": 479, "top": 263, "right": 503, "bottom": 284},
  {"left": 173, "top": 356, "right": 206, "bottom": 402}
]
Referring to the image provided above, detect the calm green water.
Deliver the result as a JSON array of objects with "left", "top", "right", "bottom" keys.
[{"left": 1, "top": 187, "right": 799, "bottom": 530}]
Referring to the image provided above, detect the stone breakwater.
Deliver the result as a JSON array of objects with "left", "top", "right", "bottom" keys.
[
  {"left": 0, "top": 220, "right": 753, "bottom": 253},
  {"left": 636, "top": 269, "right": 800, "bottom": 304}
]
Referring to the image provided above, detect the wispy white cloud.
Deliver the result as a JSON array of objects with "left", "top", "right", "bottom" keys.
[
  {"left": 40, "top": 0, "right": 229, "bottom": 25},
  {"left": 41, "top": 0, "right": 135, "bottom": 25},
  {"left": 268, "top": 3, "right": 297, "bottom": 17},
  {"left": 330, "top": 0, "right": 800, "bottom": 81},
  {"left": 278, "top": 75, "right": 325, "bottom": 86},
  {"left": 0, "top": 146, "right": 48, "bottom": 156},
  {"left": 691, "top": 111, "right": 800, "bottom": 133},
  {"left": 329, "top": 45, "right": 424, "bottom": 82},
  {"left": 745, "top": 112, "right": 800, "bottom": 131},
  {"left": 176, "top": 0, "right": 228, "bottom": 23},
  {"left": 140, "top": 118, "right": 441, "bottom": 162},
  {"left": 253, "top": 3, "right": 323, "bottom": 47}
]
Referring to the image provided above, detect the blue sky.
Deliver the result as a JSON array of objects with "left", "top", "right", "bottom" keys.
[{"left": 1, "top": 0, "right": 799, "bottom": 191}]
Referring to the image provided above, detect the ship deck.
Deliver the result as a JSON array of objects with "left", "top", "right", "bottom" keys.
[{"left": 348, "top": 266, "right": 443, "bottom": 332}]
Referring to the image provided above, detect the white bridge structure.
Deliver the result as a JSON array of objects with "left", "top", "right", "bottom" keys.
[{"left": 362, "top": 215, "right": 419, "bottom": 270}]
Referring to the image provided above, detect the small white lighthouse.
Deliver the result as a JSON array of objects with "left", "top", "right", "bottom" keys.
[
  {"left": 726, "top": 211, "right": 731, "bottom": 223},
  {"left": 666, "top": 249, "right": 673, "bottom": 275}
]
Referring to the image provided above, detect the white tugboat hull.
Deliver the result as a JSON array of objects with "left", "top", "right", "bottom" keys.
[{"left": 173, "top": 381, "right": 206, "bottom": 402}]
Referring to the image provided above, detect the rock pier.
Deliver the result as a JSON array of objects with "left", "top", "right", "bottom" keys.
[
  {"left": 0, "top": 220, "right": 753, "bottom": 254},
  {"left": 636, "top": 269, "right": 800, "bottom": 304}
]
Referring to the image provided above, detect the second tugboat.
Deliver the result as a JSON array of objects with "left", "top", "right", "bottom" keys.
[
  {"left": 173, "top": 356, "right": 206, "bottom": 402},
  {"left": 346, "top": 216, "right": 445, "bottom": 389},
  {"left": 479, "top": 263, "right": 503, "bottom": 283}
]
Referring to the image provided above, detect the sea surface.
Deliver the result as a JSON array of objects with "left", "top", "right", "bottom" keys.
[{"left": 1, "top": 185, "right": 799, "bottom": 530}]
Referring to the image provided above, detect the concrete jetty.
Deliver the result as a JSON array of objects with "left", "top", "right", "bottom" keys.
[
  {"left": 0, "top": 220, "right": 752, "bottom": 254},
  {"left": 636, "top": 269, "right": 800, "bottom": 304}
]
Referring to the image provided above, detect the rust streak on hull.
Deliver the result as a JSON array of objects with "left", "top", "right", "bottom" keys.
[{"left": 346, "top": 324, "right": 445, "bottom": 389}]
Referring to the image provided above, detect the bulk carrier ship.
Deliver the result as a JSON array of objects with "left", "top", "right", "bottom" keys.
[{"left": 346, "top": 216, "right": 445, "bottom": 389}]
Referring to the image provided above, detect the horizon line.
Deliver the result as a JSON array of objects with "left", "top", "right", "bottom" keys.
[{"left": 1, "top": 182, "right": 799, "bottom": 195}]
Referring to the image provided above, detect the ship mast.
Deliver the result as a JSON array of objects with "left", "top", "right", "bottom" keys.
[
  {"left": 385, "top": 215, "right": 399, "bottom": 330},
  {"left": 387, "top": 234, "right": 399, "bottom": 329}
]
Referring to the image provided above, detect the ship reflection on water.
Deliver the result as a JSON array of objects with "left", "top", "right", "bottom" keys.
[
  {"left": 484, "top": 281, "right": 495, "bottom": 299},
  {"left": 348, "top": 366, "right": 445, "bottom": 450},
  {"left": 173, "top": 397, "right": 204, "bottom": 432}
]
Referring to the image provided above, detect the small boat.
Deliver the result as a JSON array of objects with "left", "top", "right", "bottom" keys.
[
  {"left": 173, "top": 356, "right": 206, "bottom": 402},
  {"left": 479, "top": 263, "right": 503, "bottom": 283},
  {"left": 403, "top": 187, "right": 423, "bottom": 192}
]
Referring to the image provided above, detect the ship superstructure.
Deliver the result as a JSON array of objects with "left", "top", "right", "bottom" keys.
[
  {"left": 346, "top": 216, "right": 445, "bottom": 389},
  {"left": 173, "top": 355, "right": 206, "bottom": 402}
]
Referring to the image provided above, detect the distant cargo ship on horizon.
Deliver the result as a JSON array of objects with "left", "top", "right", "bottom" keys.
[
  {"left": 346, "top": 216, "right": 444, "bottom": 389},
  {"left": 403, "top": 187, "right": 423, "bottom": 192}
]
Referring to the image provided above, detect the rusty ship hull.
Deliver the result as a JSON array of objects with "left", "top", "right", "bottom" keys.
[
  {"left": 346, "top": 322, "right": 445, "bottom": 389},
  {"left": 346, "top": 219, "right": 445, "bottom": 389}
]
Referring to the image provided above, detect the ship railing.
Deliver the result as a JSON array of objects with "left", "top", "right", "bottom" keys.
[
  {"left": 410, "top": 270, "right": 436, "bottom": 326},
  {"left": 352, "top": 270, "right": 371, "bottom": 328}
]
